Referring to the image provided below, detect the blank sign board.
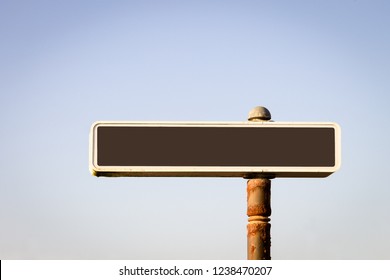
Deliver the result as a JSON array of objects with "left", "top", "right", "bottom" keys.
[{"left": 89, "top": 122, "right": 341, "bottom": 177}]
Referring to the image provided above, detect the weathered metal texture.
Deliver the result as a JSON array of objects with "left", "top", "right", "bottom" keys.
[
  {"left": 248, "top": 106, "right": 272, "bottom": 121},
  {"left": 247, "top": 178, "right": 271, "bottom": 260},
  {"left": 246, "top": 106, "right": 272, "bottom": 260},
  {"left": 247, "top": 179, "right": 271, "bottom": 217},
  {"left": 247, "top": 222, "right": 271, "bottom": 260}
]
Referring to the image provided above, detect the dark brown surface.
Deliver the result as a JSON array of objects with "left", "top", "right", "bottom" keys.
[{"left": 97, "top": 126, "right": 335, "bottom": 167}]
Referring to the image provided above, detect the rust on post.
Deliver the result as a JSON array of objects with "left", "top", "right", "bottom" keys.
[
  {"left": 247, "top": 179, "right": 271, "bottom": 216},
  {"left": 247, "top": 222, "right": 271, "bottom": 260},
  {"left": 247, "top": 178, "right": 271, "bottom": 260},
  {"left": 246, "top": 106, "right": 272, "bottom": 260}
]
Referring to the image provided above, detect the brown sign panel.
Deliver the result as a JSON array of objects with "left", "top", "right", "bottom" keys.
[{"left": 89, "top": 122, "right": 340, "bottom": 178}]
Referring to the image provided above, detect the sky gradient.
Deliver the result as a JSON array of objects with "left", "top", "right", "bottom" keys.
[{"left": 1, "top": 0, "right": 389, "bottom": 259}]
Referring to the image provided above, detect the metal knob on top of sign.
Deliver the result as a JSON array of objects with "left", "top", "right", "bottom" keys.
[{"left": 248, "top": 106, "right": 272, "bottom": 121}]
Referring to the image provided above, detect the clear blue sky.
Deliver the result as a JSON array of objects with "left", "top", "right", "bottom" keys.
[{"left": 1, "top": 0, "right": 389, "bottom": 259}]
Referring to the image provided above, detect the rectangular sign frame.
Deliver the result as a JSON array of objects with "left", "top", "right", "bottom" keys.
[{"left": 89, "top": 121, "right": 341, "bottom": 178}]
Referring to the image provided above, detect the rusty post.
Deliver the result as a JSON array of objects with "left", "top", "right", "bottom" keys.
[
  {"left": 247, "top": 178, "right": 271, "bottom": 259},
  {"left": 247, "top": 106, "right": 272, "bottom": 260}
]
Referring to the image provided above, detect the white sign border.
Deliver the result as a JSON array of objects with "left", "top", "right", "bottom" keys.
[{"left": 89, "top": 121, "right": 341, "bottom": 178}]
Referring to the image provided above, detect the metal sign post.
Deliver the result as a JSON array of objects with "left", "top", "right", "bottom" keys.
[
  {"left": 89, "top": 106, "right": 341, "bottom": 260},
  {"left": 246, "top": 106, "right": 272, "bottom": 260},
  {"left": 247, "top": 178, "right": 271, "bottom": 260}
]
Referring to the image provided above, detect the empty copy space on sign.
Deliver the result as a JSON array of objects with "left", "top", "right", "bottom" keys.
[{"left": 97, "top": 126, "right": 335, "bottom": 167}]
